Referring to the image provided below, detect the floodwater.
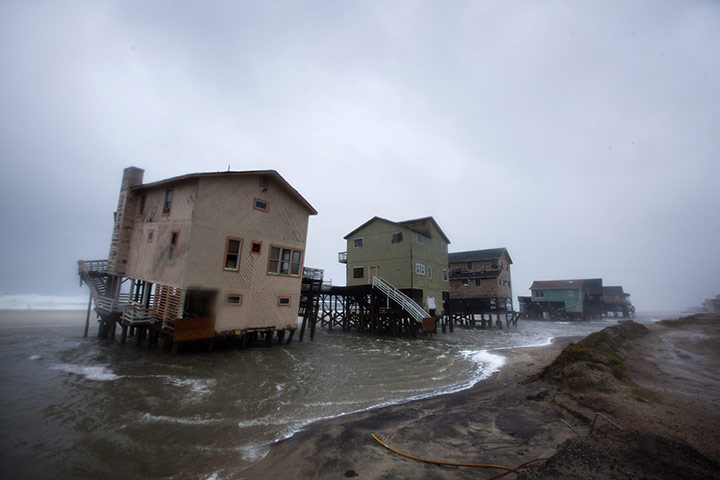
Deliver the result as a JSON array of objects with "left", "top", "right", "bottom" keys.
[{"left": 0, "top": 310, "right": 674, "bottom": 479}]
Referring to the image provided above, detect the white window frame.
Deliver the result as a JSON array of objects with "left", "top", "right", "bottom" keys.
[
  {"left": 441, "top": 242, "right": 447, "bottom": 253},
  {"left": 223, "top": 237, "right": 242, "bottom": 271},
  {"left": 442, "top": 269, "right": 448, "bottom": 282},
  {"left": 416, "top": 233, "right": 423, "bottom": 244},
  {"left": 415, "top": 263, "right": 425, "bottom": 275},
  {"left": 427, "top": 266, "right": 432, "bottom": 279},
  {"left": 353, "top": 237, "right": 364, "bottom": 248}
]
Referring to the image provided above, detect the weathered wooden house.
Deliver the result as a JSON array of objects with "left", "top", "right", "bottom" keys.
[
  {"left": 524, "top": 278, "right": 604, "bottom": 320},
  {"left": 601, "top": 286, "right": 635, "bottom": 318},
  {"left": 447, "top": 248, "right": 513, "bottom": 311},
  {"left": 339, "top": 216, "right": 450, "bottom": 315},
  {"left": 79, "top": 166, "right": 317, "bottom": 348}
]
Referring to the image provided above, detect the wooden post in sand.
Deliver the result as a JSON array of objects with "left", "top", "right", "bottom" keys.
[{"left": 84, "top": 293, "right": 93, "bottom": 337}]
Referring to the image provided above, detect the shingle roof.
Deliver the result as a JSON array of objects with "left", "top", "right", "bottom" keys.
[
  {"left": 344, "top": 216, "right": 450, "bottom": 243},
  {"left": 132, "top": 169, "right": 317, "bottom": 215},
  {"left": 530, "top": 279, "right": 603, "bottom": 292},
  {"left": 530, "top": 279, "right": 586, "bottom": 290},
  {"left": 448, "top": 248, "right": 512, "bottom": 264}
]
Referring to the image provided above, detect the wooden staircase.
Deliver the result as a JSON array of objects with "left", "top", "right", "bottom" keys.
[
  {"left": 77, "top": 260, "right": 110, "bottom": 297},
  {"left": 371, "top": 276, "right": 430, "bottom": 325}
]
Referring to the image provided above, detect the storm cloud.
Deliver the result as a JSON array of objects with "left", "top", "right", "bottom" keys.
[{"left": 1, "top": 1, "right": 718, "bottom": 311}]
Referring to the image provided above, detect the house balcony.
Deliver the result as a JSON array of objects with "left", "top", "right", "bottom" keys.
[{"left": 338, "top": 251, "right": 347, "bottom": 263}]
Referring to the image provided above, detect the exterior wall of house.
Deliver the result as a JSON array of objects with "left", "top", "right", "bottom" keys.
[
  {"left": 448, "top": 250, "right": 512, "bottom": 300},
  {"left": 346, "top": 219, "right": 412, "bottom": 288},
  {"left": 189, "top": 175, "right": 309, "bottom": 332},
  {"left": 124, "top": 179, "right": 199, "bottom": 288},
  {"left": 123, "top": 173, "right": 311, "bottom": 333},
  {"left": 531, "top": 288, "right": 584, "bottom": 313},
  {"left": 345, "top": 219, "right": 449, "bottom": 314}
]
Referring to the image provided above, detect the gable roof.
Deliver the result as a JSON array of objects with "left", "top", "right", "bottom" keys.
[
  {"left": 530, "top": 278, "right": 603, "bottom": 293},
  {"left": 344, "top": 216, "right": 450, "bottom": 243},
  {"left": 448, "top": 248, "right": 512, "bottom": 264},
  {"left": 603, "top": 286, "right": 626, "bottom": 296},
  {"left": 132, "top": 169, "right": 317, "bottom": 215}
]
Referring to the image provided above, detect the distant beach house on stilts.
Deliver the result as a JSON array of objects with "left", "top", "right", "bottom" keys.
[
  {"left": 340, "top": 216, "right": 451, "bottom": 316},
  {"left": 522, "top": 279, "right": 604, "bottom": 320},
  {"left": 78, "top": 166, "right": 317, "bottom": 351},
  {"left": 448, "top": 248, "right": 514, "bottom": 310},
  {"left": 445, "top": 248, "right": 518, "bottom": 328},
  {"left": 601, "top": 286, "right": 635, "bottom": 318}
]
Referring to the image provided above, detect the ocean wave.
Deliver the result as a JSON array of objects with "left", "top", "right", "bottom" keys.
[
  {"left": 140, "top": 412, "right": 223, "bottom": 426},
  {"left": 50, "top": 363, "right": 120, "bottom": 381},
  {"left": 161, "top": 376, "right": 216, "bottom": 397},
  {"left": 0, "top": 294, "right": 88, "bottom": 310}
]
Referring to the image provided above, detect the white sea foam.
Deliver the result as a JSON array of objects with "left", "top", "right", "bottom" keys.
[
  {"left": 29, "top": 355, "right": 43, "bottom": 361},
  {"left": 495, "top": 336, "right": 554, "bottom": 350},
  {"left": 460, "top": 349, "right": 507, "bottom": 378},
  {"left": 238, "top": 444, "right": 270, "bottom": 462},
  {"left": 50, "top": 363, "right": 120, "bottom": 381},
  {"left": 140, "top": 413, "right": 223, "bottom": 426},
  {"left": 162, "top": 376, "right": 216, "bottom": 397}
]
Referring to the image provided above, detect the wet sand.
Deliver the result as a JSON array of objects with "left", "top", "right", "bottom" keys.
[
  {"left": 241, "top": 315, "right": 720, "bottom": 479},
  {"left": 240, "top": 337, "right": 581, "bottom": 480}
]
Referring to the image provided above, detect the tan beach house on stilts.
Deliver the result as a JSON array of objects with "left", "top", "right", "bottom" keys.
[{"left": 78, "top": 166, "right": 317, "bottom": 350}]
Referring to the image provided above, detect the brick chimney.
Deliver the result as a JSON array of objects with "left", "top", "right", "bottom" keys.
[{"left": 107, "top": 167, "right": 145, "bottom": 275}]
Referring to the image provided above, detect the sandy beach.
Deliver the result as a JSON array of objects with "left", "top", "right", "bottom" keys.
[{"left": 241, "top": 314, "right": 720, "bottom": 479}]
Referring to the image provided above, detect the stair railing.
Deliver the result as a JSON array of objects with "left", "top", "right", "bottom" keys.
[{"left": 371, "top": 276, "right": 429, "bottom": 324}]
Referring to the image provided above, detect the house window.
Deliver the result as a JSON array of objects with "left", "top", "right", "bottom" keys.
[
  {"left": 415, "top": 263, "right": 425, "bottom": 275},
  {"left": 441, "top": 243, "right": 447, "bottom": 253},
  {"left": 354, "top": 238, "right": 364, "bottom": 248},
  {"left": 168, "top": 231, "right": 179, "bottom": 260},
  {"left": 254, "top": 198, "right": 269, "bottom": 212},
  {"left": 534, "top": 290, "right": 544, "bottom": 298},
  {"left": 568, "top": 290, "right": 575, "bottom": 297},
  {"left": 353, "top": 266, "right": 364, "bottom": 279},
  {"left": 224, "top": 238, "right": 242, "bottom": 271},
  {"left": 462, "top": 279, "right": 469, "bottom": 287},
  {"left": 163, "top": 190, "right": 173, "bottom": 214},
  {"left": 416, "top": 233, "right": 423, "bottom": 244},
  {"left": 442, "top": 269, "right": 448, "bottom": 281},
  {"left": 392, "top": 232, "right": 403, "bottom": 243},
  {"left": 226, "top": 294, "right": 243, "bottom": 305},
  {"left": 483, "top": 260, "right": 491, "bottom": 269},
  {"left": 147, "top": 230, "right": 154, "bottom": 243},
  {"left": 137, "top": 194, "right": 146, "bottom": 216},
  {"left": 427, "top": 266, "right": 432, "bottom": 279},
  {"left": 278, "top": 296, "right": 291, "bottom": 307},
  {"left": 475, "top": 279, "right": 482, "bottom": 287},
  {"left": 268, "top": 246, "right": 302, "bottom": 276},
  {"left": 250, "top": 242, "right": 262, "bottom": 254},
  {"left": 467, "top": 262, "right": 473, "bottom": 270}
]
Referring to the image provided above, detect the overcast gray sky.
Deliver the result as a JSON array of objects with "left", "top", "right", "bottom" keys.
[{"left": 1, "top": 0, "right": 718, "bottom": 311}]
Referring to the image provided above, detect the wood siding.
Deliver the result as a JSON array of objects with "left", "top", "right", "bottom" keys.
[
  {"left": 448, "top": 250, "right": 512, "bottom": 300},
  {"left": 345, "top": 218, "right": 449, "bottom": 314},
  {"left": 123, "top": 173, "right": 311, "bottom": 333}
]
